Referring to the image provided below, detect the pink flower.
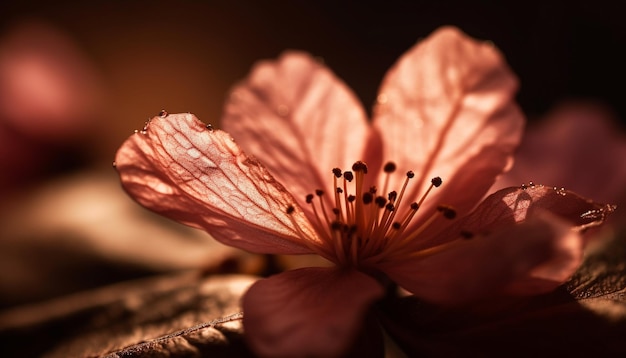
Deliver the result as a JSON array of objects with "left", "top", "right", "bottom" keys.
[
  {"left": 115, "top": 27, "right": 614, "bottom": 357},
  {"left": 494, "top": 101, "right": 626, "bottom": 206}
]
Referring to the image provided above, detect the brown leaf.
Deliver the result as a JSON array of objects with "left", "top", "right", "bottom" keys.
[
  {"left": 0, "top": 272, "right": 256, "bottom": 357},
  {"left": 378, "top": 232, "right": 626, "bottom": 357}
]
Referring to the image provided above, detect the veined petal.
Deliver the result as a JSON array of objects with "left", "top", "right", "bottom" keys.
[
  {"left": 461, "top": 185, "right": 615, "bottom": 233},
  {"left": 243, "top": 267, "right": 384, "bottom": 357},
  {"left": 413, "top": 184, "right": 615, "bottom": 251},
  {"left": 115, "top": 113, "right": 324, "bottom": 255},
  {"left": 373, "top": 26, "right": 524, "bottom": 223},
  {"left": 378, "top": 216, "right": 581, "bottom": 305},
  {"left": 222, "top": 52, "right": 375, "bottom": 220}
]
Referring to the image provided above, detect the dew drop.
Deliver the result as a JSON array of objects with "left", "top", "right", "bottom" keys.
[
  {"left": 520, "top": 183, "right": 527, "bottom": 190},
  {"left": 529, "top": 181, "right": 535, "bottom": 187},
  {"left": 159, "top": 109, "right": 168, "bottom": 118},
  {"left": 206, "top": 123, "right": 214, "bottom": 132},
  {"left": 112, "top": 161, "right": 117, "bottom": 168},
  {"left": 134, "top": 129, "right": 139, "bottom": 134}
]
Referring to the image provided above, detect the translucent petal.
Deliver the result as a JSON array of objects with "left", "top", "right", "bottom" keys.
[
  {"left": 115, "top": 113, "right": 326, "bottom": 256},
  {"left": 222, "top": 52, "right": 375, "bottom": 221},
  {"left": 243, "top": 267, "right": 384, "bottom": 357},
  {"left": 373, "top": 26, "right": 524, "bottom": 225}
]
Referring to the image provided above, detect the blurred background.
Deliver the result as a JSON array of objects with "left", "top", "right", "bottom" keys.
[{"left": 1, "top": 0, "right": 625, "bottom": 308}]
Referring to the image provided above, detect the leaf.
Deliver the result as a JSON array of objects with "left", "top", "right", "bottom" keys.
[
  {"left": 0, "top": 272, "right": 256, "bottom": 357},
  {"left": 377, "top": 232, "right": 626, "bottom": 357}
]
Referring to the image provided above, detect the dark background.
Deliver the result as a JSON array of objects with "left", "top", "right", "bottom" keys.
[{"left": 2, "top": 1, "right": 625, "bottom": 153}]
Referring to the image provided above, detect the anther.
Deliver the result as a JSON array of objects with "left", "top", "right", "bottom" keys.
[
  {"left": 406, "top": 171, "right": 415, "bottom": 179},
  {"left": 386, "top": 203, "right": 395, "bottom": 212},
  {"left": 332, "top": 168, "right": 343, "bottom": 178},
  {"left": 437, "top": 205, "right": 457, "bottom": 219},
  {"left": 375, "top": 196, "right": 387, "bottom": 208},
  {"left": 286, "top": 205, "right": 295, "bottom": 214},
  {"left": 344, "top": 171, "right": 354, "bottom": 182},
  {"left": 352, "top": 161, "right": 368, "bottom": 174},
  {"left": 315, "top": 189, "right": 324, "bottom": 196},
  {"left": 392, "top": 222, "right": 402, "bottom": 230},
  {"left": 336, "top": 187, "right": 343, "bottom": 194},
  {"left": 388, "top": 191, "right": 397, "bottom": 201},
  {"left": 383, "top": 162, "right": 397, "bottom": 173},
  {"left": 460, "top": 230, "right": 474, "bottom": 239},
  {"left": 369, "top": 186, "right": 377, "bottom": 194},
  {"left": 431, "top": 177, "right": 442, "bottom": 187},
  {"left": 410, "top": 202, "right": 419, "bottom": 210},
  {"left": 348, "top": 195, "right": 356, "bottom": 202},
  {"left": 331, "top": 221, "right": 342, "bottom": 230},
  {"left": 362, "top": 192, "right": 373, "bottom": 204},
  {"left": 306, "top": 194, "right": 314, "bottom": 203}
]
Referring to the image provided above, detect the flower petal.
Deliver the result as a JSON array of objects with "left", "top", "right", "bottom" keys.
[
  {"left": 459, "top": 185, "right": 616, "bottom": 233},
  {"left": 379, "top": 216, "right": 581, "bottom": 305},
  {"left": 222, "top": 52, "right": 375, "bottom": 219},
  {"left": 373, "top": 26, "right": 524, "bottom": 220},
  {"left": 415, "top": 184, "right": 615, "bottom": 251},
  {"left": 115, "top": 113, "right": 324, "bottom": 255},
  {"left": 243, "top": 267, "right": 384, "bottom": 357},
  {"left": 493, "top": 101, "right": 626, "bottom": 204}
]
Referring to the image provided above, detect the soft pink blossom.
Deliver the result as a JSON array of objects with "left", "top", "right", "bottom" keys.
[
  {"left": 115, "top": 27, "right": 613, "bottom": 356},
  {"left": 494, "top": 101, "right": 626, "bottom": 205}
]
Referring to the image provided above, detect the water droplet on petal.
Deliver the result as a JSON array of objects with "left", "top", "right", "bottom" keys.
[
  {"left": 520, "top": 183, "right": 527, "bottom": 190},
  {"left": 206, "top": 123, "right": 214, "bottom": 132},
  {"left": 134, "top": 129, "right": 139, "bottom": 134},
  {"left": 159, "top": 109, "right": 168, "bottom": 118},
  {"left": 112, "top": 161, "right": 117, "bottom": 168}
]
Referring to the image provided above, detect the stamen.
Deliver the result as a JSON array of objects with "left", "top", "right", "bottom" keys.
[
  {"left": 352, "top": 161, "right": 368, "bottom": 174},
  {"left": 383, "top": 162, "right": 396, "bottom": 173},
  {"left": 352, "top": 161, "right": 368, "bottom": 232},
  {"left": 417, "top": 177, "right": 443, "bottom": 207},
  {"left": 437, "top": 205, "right": 457, "bottom": 219},
  {"left": 305, "top": 192, "right": 330, "bottom": 240},
  {"left": 284, "top": 205, "right": 333, "bottom": 259},
  {"left": 333, "top": 169, "right": 343, "bottom": 222},
  {"left": 299, "top": 160, "right": 454, "bottom": 266},
  {"left": 315, "top": 189, "right": 332, "bottom": 228},
  {"left": 382, "top": 161, "right": 396, "bottom": 195}
]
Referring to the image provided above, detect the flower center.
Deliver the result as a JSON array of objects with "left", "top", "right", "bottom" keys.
[{"left": 287, "top": 161, "right": 456, "bottom": 267}]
